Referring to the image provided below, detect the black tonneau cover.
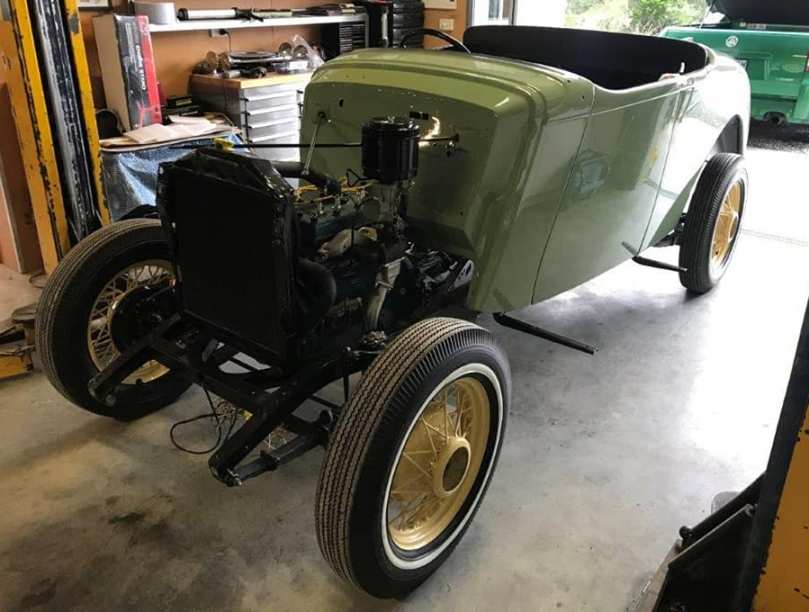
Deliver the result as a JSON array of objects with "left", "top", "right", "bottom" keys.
[{"left": 710, "top": 0, "right": 809, "bottom": 26}]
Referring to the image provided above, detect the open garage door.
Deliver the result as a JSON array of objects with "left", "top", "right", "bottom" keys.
[
  {"left": 469, "top": 0, "right": 567, "bottom": 27},
  {"left": 474, "top": 0, "right": 706, "bottom": 34}
]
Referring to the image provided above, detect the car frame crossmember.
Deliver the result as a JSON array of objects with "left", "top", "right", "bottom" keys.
[{"left": 87, "top": 314, "right": 375, "bottom": 486}]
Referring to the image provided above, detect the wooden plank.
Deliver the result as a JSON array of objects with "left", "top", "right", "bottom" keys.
[
  {"left": 0, "top": 82, "right": 43, "bottom": 273},
  {"left": 0, "top": 11, "right": 69, "bottom": 272},
  {"left": 190, "top": 72, "right": 310, "bottom": 91}
]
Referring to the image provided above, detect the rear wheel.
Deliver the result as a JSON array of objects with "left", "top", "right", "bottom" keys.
[
  {"left": 679, "top": 153, "right": 748, "bottom": 293},
  {"left": 316, "top": 318, "right": 510, "bottom": 598},
  {"left": 36, "top": 219, "right": 191, "bottom": 420}
]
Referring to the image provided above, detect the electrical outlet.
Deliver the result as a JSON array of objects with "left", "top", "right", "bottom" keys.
[
  {"left": 424, "top": 0, "right": 457, "bottom": 10},
  {"left": 438, "top": 18, "right": 455, "bottom": 31}
]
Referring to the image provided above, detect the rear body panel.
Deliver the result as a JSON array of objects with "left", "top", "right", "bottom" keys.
[
  {"left": 304, "top": 45, "right": 747, "bottom": 312},
  {"left": 663, "top": 25, "right": 809, "bottom": 124}
]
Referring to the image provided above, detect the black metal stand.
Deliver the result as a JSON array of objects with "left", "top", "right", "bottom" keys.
[
  {"left": 87, "top": 314, "right": 374, "bottom": 487},
  {"left": 493, "top": 312, "right": 597, "bottom": 355},
  {"left": 632, "top": 255, "right": 687, "bottom": 273}
]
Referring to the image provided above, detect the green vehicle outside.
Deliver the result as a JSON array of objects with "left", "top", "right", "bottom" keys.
[{"left": 662, "top": 0, "right": 809, "bottom": 126}]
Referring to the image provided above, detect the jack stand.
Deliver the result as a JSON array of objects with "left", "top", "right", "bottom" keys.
[
  {"left": 493, "top": 313, "right": 597, "bottom": 355},
  {"left": 632, "top": 255, "right": 687, "bottom": 274}
]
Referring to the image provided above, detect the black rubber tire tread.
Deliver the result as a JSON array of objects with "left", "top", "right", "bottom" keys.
[
  {"left": 679, "top": 153, "right": 747, "bottom": 294},
  {"left": 35, "top": 219, "right": 191, "bottom": 420},
  {"left": 315, "top": 317, "right": 509, "bottom": 598}
]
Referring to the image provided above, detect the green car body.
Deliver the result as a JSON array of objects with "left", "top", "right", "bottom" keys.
[
  {"left": 303, "top": 28, "right": 750, "bottom": 314},
  {"left": 662, "top": 0, "right": 809, "bottom": 126}
]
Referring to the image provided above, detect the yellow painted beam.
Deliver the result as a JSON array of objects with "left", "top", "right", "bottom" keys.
[
  {"left": 0, "top": 3, "right": 69, "bottom": 272},
  {"left": 62, "top": 0, "right": 109, "bottom": 226},
  {"left": 754, "top": 402, "right": 809, "bottom": 611}
]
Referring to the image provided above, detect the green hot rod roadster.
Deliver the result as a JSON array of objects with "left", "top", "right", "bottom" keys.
[{"left": 37, "top": 27, "right": 750, "bottom": 598}]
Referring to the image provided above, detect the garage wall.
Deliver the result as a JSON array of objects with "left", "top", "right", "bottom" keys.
[
  {"left": 424, "top": 0, "right": 468, "bottom": 46},
  {"left": 80, "top": 0, "right": 321, "bottom": 104},
  {"left": 79, "top": 2, "right": 475, "bottom": 102}
]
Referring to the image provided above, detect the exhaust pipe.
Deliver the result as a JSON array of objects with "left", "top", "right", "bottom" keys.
[{"left": 765, "top": 112, "right": 787, "bottom": 126}]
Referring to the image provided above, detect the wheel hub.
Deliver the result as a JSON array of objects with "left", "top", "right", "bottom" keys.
[
  {"left": 434, "top": 437, "right": 471, "bottom": 498},
  {"left": 710, "top": 180, "right": 743, "bottom": 273},
  {"left": 87, "top": 260, "right": 174, "bottom": 385},
  {"left": 386, "top": 376, "right": 491, "bottom": 551},
  {"left": 109, "top": 286, "right": 164, "bottom": 349}
]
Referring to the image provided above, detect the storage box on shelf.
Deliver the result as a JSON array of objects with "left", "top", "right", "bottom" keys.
[
  {"left": 147, "top": 13, "right": 369, "bottom": 37},
  {"left": 190, "top": 73, "right": 311, "bottom": 162}
]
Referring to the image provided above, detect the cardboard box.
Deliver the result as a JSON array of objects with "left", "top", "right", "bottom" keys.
[{"left": 93, "top": 14, "right": 161, "bottom": 131}]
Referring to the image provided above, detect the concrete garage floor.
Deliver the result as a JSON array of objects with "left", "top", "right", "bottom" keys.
[{"left": 1, "top": 123, "right": 808, "bottom": 612}]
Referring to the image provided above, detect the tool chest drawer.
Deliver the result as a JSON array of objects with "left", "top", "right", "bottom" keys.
[
  {"left": 244, "top": 103, "right": 300, "bottom": 125},
  {"left": 252, "top": 130, "right": 302, "bottom": 162},
  {"left": 191, "top": 73, "right": 309, "bottom": 120},
  {"left": 191, "top": 73, "right": 310, "bottom": 162},
  {"left": 241, "top": 85, "right": 302, "bottom": 111},
  {"left": 244, "top": 120, "right": 301, "bottom": 142}
]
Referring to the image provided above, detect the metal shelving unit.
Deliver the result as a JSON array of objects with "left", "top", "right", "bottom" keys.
[{"left": 148, "top": 14, "right": 368, "bottom": 34}]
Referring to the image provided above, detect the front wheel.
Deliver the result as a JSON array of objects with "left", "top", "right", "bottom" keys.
[
  {"left": 315, "top": 318, "right": 510, "bottom": 598},
  {"left": 35, "top": 219, "right": 191, "bottom": 420}
]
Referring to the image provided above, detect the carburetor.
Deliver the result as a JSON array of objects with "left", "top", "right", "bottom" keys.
[{"left": 294, "top": 116, "right": 421, "bottom": 254}]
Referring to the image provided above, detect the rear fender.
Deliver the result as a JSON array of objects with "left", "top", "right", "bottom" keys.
[{"left": 711, "top": 115, "right": 746, "bottom": 156}]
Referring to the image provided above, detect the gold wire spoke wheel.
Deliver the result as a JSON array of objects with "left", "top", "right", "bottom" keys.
[
  {"left": 387, "top": 376, "right": 491, "bottom": 551},
  {"left": 316, "top": 319, "right": 508, "bottom": 597},
  {"left": 86, "top": 259, "right": 174, "bottom": 385},
  {"left": 710, "top": 180, "right": 743, "bottom": 271}
]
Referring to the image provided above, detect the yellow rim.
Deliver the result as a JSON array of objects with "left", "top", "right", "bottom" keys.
[
  {"left": 86, "top": 260, "right": 173, "bottom": 385},
  {"left": 711, "top": 181, "right": 743, "bottom": 271},
  {"left": 387, "top": 376, "right": 491, "bottom": 551}
]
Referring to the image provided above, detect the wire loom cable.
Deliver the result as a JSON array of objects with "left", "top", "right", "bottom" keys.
[{"left": 169, "top": 387, "right": 239, "bottom": 455}]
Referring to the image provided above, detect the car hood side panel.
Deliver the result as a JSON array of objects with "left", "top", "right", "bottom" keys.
[{"left": 304, "top": 50, "right": 593, "bottom": 312}]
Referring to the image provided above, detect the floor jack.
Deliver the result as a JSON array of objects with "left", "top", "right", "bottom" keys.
[{"left": 0, "top": 305, "right": 36, "bottom": 380}]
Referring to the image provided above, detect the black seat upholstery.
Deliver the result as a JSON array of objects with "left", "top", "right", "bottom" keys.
[{"left": 464, "top": 26, "right": 708, "bottom": 90}]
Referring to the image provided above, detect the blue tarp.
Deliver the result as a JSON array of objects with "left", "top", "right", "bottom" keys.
[{"left": 101, "top": 134, "right": 242, "bottom": 220}]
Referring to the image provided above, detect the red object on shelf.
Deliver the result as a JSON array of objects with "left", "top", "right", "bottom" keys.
[
  {"left": 94, "top": 14, "right": 163, "bottom": 131},
  {"left": 137, "top": 16, "right": 163, "bottom": 127}
]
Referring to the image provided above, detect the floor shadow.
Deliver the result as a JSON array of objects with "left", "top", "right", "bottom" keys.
[
  {"left": 748, "top": 120, "right": 809, "bottom": 152},
  {"left": 0, "top": 417, "right": 128, "bottom": 475}
]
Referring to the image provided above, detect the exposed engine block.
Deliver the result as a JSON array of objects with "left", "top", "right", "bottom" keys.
[{"left": 157, "top": 116, "right": 469, "bottom": 367}]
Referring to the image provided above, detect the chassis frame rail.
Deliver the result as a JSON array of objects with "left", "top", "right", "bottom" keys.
[{"left": 87, "top": 314, "right": 375, "bottom": 486}]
